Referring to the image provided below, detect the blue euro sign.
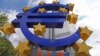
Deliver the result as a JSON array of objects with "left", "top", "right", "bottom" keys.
[{"left": 12, "top": 4, "right": 80, "bottom": 49}]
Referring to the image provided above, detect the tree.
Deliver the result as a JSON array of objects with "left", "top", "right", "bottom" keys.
[
  {"left": 0, "top": 13, "right": 8, "bottom": 26},
  {"left": 0, "top": 37, "right": 17, "bottom": 56}
]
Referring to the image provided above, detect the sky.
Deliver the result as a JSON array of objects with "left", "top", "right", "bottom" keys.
[
  {"left": 0, "top": 0, "right": 29, "bottom": 12},
  {"left": 0, "top": 0, "right": 100, "bottom": 56}
]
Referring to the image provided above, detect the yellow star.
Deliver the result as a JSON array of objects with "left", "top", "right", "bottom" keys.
[
  {"left": 15, "top": 41, "right": 30, "bottom": 56},
  {"left": 37, "top": 8, "right": 46, "bottom": 13},
  {"left": 39, "top": 1, "right": 46, "bottom": 5},
  {"left": 33, "top": 23, "right": 46, "bottom": 36},
  {"left": 72, "top": 43, "right": 79, "bottom": 52},
  {"left": 0, "top": 23, "right": 15, "bottom": 35},
  {"left": 59, "top": 7, "right": 68, "bottom": 13},
  {"left": 23, "top": 6, "right": 31, "bottom": 12},
  {"left": 67, "top": 13, "right": 78, "bottom": 24},
  {"left": 68, "top": 3, "right": 74, "bottom": 11},
  {"left": 53, "top": 0, "right": 59, "bottom": 4},
  {"left": 79, "top": 27, "right": 93, "bottom": 41},
  {"left": 77, "top": 42, "right": 92, "bottom": 55}
]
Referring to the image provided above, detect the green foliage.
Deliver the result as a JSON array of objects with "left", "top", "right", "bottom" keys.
[
  {"left": 0, "top": 33, "right": 2, "bottom": 37},
  {"left": 0, "top": 13, "right": 8, "bottom": 26},
  {"left": 0, "top": 37, "right": 17, "bottom": 56}
]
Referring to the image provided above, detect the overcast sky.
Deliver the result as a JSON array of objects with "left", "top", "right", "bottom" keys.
[{"left": 0, "top": 0, "right": 100, "bottom": 56}]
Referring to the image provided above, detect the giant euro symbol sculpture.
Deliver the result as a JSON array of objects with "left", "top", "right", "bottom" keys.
[{"left": 12, "top": 2, "right": 81, "bottom": 50}]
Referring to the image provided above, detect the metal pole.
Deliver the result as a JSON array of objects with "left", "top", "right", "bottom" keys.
[{"left": 49, "top": 28, "right": 55, "bottom": 41}]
